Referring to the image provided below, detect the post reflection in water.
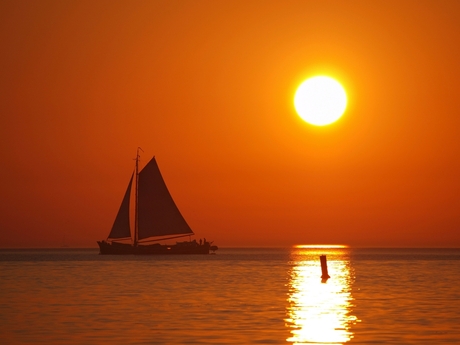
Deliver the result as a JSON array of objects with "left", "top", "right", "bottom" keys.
[{"left": 286, "top": 246, "right": 359, "bottom": 344}]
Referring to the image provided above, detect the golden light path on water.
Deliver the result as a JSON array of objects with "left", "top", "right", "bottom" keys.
[{"left": 286, "top": 246, "right": 359, "bottom": 344}]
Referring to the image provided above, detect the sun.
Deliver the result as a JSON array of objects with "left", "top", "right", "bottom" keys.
[{"left": 294, "top": 76, "right": 347, "bottom": 126}]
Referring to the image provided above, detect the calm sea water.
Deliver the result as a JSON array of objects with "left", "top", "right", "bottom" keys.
[{"left": 1, "top": 247, "right": 459, "bottom": 344}]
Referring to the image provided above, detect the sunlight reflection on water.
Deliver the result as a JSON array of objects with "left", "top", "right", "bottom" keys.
[{"left": 286, "top": 247, "right": 359, "bottom": 344}]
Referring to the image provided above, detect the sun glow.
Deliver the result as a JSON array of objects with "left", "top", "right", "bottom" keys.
[
  {"left": 295, "top": 244, "right": 349, "bottom": 249},
  {"left": 294, "top": 76, "right": 347, "bottom": 126}
]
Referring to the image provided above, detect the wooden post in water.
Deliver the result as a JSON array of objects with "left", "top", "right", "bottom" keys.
[{"left": 320, "top": 255, "right": 330, "bottom": 279}]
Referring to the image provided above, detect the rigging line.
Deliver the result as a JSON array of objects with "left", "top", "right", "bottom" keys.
[
  {"left": 137, "top": 147, "right": 144, "bottom": 168},
  {"left": 109, "top": 237, "right": 132, "bottom": 242},
  {"left": 138, "top": 233, "right": 194, "bottom": 243}
]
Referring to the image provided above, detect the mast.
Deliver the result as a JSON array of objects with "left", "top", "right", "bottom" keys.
[{"left": 133, "top": 147, "right": 143, "bottom": 246}]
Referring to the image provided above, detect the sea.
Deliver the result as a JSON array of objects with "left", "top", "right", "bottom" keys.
[{"left": 1, "top": 247, "right": 459, "bottom": 344}]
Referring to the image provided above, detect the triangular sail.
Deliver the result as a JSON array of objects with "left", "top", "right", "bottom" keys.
[
  {"left": 108, "top": 173, "right": 133, "bottom": 239},
  {"left": 137, "top": 157, "right": 193, "bottom": 240}
]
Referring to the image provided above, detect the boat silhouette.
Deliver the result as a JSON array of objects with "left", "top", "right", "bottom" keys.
[{"left": 98, "top": 148, "right": 217, "bottom": 255}]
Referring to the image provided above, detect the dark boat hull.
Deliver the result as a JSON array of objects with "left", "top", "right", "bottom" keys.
[{"left": 97, "top": 240, "right": 218, "bottom": 255}]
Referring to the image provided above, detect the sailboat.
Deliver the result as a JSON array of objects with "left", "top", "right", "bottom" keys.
[{"left": 97, "top": 149, "right": 218, "bottom": 255}]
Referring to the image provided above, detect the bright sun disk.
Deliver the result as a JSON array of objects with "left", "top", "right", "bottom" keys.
[{"left": 294, "top": 76, "right": 347, "bottom": 126}]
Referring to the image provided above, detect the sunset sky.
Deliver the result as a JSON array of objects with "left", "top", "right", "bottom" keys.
[{"left": 2, "top": 1, "right": 460, "bottom": 248}]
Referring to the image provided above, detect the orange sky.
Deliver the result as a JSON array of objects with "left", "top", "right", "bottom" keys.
[{"left": 2, "top": 0, "right": 460, "bottom": 248}]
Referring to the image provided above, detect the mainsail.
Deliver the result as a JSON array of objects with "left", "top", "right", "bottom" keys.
[
  {"left": 107, "top": 173, "right": 133, "bottom": 239},
  {"left": 137, "top": 157, "right": 194, "bottom": 240}
]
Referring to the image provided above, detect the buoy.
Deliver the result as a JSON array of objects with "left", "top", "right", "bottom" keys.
[{"left": 320, "top": 255, "right": 330, "bottom": 279}]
